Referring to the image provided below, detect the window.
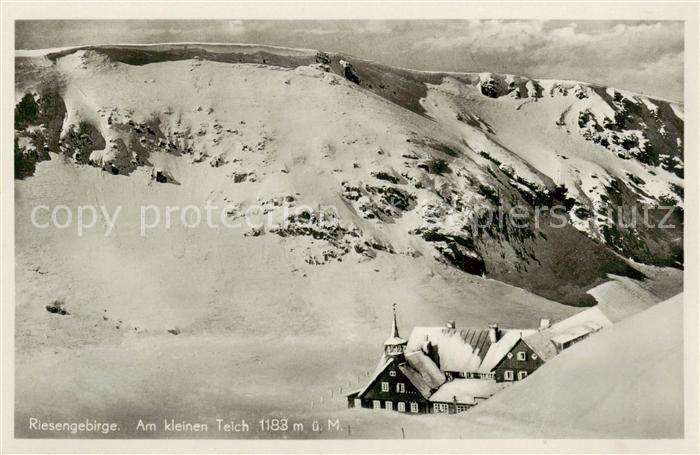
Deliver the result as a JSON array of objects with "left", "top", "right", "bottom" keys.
[
  {"left": 354, "top": 398, "right": 362, "bottom": 408},
  {"left": 373, "top": 400, "right": 381, "bottom": 409},
  {"left": 397, "top": 402, "right": 406, "bottom": 412},
  {"left": 396, "top": 383, "right": 405, "bottom": 393},
  {"left": 518, "top": 371, "right": 528, "bottom": 380},
  {"left": 433, "top": 403, "right": 449, "bottom": 414},
  {"left": 532, "top": 353, "right": 538, "bottom": 360},
  {"left": 504, "top": 370, "right": 514, "bottom": 381},
  {"left": 381, "top": 382, "right": 389, "bottom": 392},
  {"left": 517, "top": 352, "right": 526, "bottom": 361},
  {"left": 410, "top": 402, "right": 419, "bottom": 413},
  {"left": 455, "top": 404, "right": 470, "bottom": 413},
  {"left": 389, "top": 370, "right": 396, "bottom": 377},
  {"left": 385, "top": 401, "right": 393, "bottom": 411},
  {"left": 507, "top": 352, "right": 513, "bottom": 359}
]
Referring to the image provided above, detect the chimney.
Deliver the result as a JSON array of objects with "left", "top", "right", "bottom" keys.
[
  {"left": 422, "top": 336, "right": 433, "bottom": 355},
  {"left": 446, "top": 320, "right": 456, "bottom": 329},
  {"left": 539, "top": 318, "right": 551, "bottom": 330},
  {"left": 488, "top": 323, "right": 500, "bottom": 343}
]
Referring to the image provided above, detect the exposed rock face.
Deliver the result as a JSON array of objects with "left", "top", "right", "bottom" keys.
[
  {"left": 341, "top": 181, "right": 416, "bottom": 221},
  {"left": 339, "top": 59, "right": 361, "bottom": 84},
  {"left": 412, "top": 227, "right": 486, "bottom": 275},
  {"left": 479, "top": 74, "right": 500, "bottom": 98},
  {"left": 14, "top": 86, "right": 66, "bottom": 179},
  {"left": 150, "top": 168, "right": 179, "bottom": 184},
  {"left": 268, "top": 207, "right": 392, "bottom": 264},
  {"left": 14, "top": 44, "right": 683, "bottom": 305},
  {"left": 314, "top": 51, "right": 331, "bottom": 65}
]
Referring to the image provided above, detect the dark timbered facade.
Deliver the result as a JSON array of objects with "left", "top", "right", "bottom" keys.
[
  {"left": 347, "top": 359, "right": 431, "bottom": 413},
  {"left": 348, "top": 309, "right": 606, "bottom": 415},
  {"left": 492, "top": 338, "right": 544, "bottom": 382}
]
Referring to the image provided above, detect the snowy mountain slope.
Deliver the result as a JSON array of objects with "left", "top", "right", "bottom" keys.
[
  {"left": 14, "top": 44, "right": 683, "bottom": 307},
  {"left": 457, "top": 293, "right": 684, "bottom": 438},
  {"left": 12, "top": 43, "right": 686, "bottom": 439},
  {"left": 419, "top": 75, "right": 683, "bottom": 266}
]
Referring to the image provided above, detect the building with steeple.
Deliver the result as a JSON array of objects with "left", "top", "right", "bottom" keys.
[
  {"left": 383, "top": 303, "right": 407, "bottom": 359},
  {"left": 346, "top": 305, "right": 447, "bottom": 414},
  {"left": 347, "top": 304, "right": 614, "bottom": 414},
  {"left": 346, "top": 305, "right": 567, "bottom": 414}
]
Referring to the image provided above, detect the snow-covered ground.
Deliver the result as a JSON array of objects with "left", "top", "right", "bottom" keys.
[
  {"left": 13, "top": 44, "right": 684, "bottom": 438},
  {"left": 453, "top": 293, "right": 684, "bottom": 438},
  {"left": 14, "top": 157, "right": 578, "bottom": 438}
]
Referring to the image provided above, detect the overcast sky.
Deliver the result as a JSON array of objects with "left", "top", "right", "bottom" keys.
[{"left": 16, "top": 20, "right": 684, "bottom": 101}]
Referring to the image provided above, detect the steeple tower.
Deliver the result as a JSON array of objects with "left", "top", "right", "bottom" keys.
[{"left": 384, "top": 303, "right": 408, "bottom": 359}]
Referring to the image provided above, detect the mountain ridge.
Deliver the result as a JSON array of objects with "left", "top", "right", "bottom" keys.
[
  {"left": 14, "top": 43, "right": 684, "bottom": 306},
  {"left": 15, "top": 42, "right": 686, "bottom": 104}
]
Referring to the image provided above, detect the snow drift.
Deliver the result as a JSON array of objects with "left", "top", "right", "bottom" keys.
[{"left": 460, "top": 293, "right": 684, "bottom": 438}]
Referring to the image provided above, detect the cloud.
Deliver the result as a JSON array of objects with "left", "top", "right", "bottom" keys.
[
  {"left": 290, "top": 20, "right": 396, "bottom": 36},
  {"left": 15, "top": 19, "right": 684, "bottom": 100},
  {"left": 410, "top": 20, "right": 683, "bottom": 100},
  {"left": 414, "top": 20, "right": 545, "bottom": 54}
]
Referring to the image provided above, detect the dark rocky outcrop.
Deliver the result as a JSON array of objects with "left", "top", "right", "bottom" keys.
[
  {"left": 14, "top": 85, "right": 67, "bottom": 179},
  {"left": 340, "top": 60, "right": 361, "bottom": 84}
]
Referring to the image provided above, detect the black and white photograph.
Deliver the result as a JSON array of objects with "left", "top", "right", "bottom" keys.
[{"left": 1, "top": 2, "right": 698, "bottom": 453}]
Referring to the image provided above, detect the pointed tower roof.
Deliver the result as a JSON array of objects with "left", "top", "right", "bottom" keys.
[{"left": 384, "top": 304, "right": 407, "bottom": 347}]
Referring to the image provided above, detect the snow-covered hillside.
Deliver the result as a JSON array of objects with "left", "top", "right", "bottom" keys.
[
  {"left": 13, "top": 44, "right": 685, "bottom": 438},
  {"left": 14, "top": 44, "right": 684, "bottom": 306},
  {"left": 457, "top": 293, "right": 684, "bottom": 438}
]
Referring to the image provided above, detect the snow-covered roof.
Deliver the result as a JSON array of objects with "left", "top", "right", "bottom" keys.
[
  {"left": 550, "top": 323, "right": 603, "bottom": 346},
  {"left": 384, "top": 336, "right": 407, "bottom": 346},
  {"left": 405, "top": 350, "right": 446, "bottom": 391},
  {"left": 408, "top": 326, "right": 537, "bottom": 374},
  {"left": 397, "top": 363, "right": 433, "bottom": 398},
  {"left": 407, "top": 326, "right": 491, "bottom": 372},
  {"left": 357, "top": 351, "right": 445, "bottom": 400},
  {"left": 524, "top": 307, "right": 612, "bottom": 361},
  {"left": 522, "top": 332, "right": 558, "bottom": 362},
  {"left": 428, "top": 379, "right": 508, "bottom": 404},
  {"left": 478, "top": 330, "right": 536, "bottom": 373},
  {"left": 549, "top": 307, "right": 612, "bottom": 333}
]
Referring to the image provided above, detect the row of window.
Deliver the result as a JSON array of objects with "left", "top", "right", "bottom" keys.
[
  {"left": 433, "top": 403, "right": 449, "bottom": 413},
  {"left": 359, "top": 399, "right": 471, "bottom": 414},
  {"left": 447, "top": 371, "right": 496, "bottom": 380},
  {"left": 503, "top": 370, "right": 528, "bottom": 381},
  {"left": 432, "top": 403, "right": 470, "bottom": 414},
  {"left": 506, "top": 351, "right": 538, "bottom": 361},
  {"left": 370, "top": 400, "right": 419, "bottom": 413},
  {"left": 381, "top": 381, "right": 405, "bottom": 393}
]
